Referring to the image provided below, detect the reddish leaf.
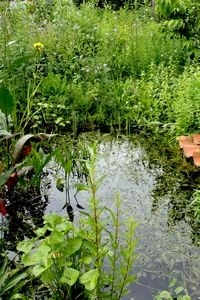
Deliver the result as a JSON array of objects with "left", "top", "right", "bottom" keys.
[
  {"left": 21, "top": 145, "right": 32, "bottom": 159},
  {"left": 178, "top": 136, "right": 193, "bottom": 149},
  {"left": 6, "top": 172, "right": 19, "bottom": 190},
  {"left": 193, "top": 150, "right": 200, "bottom": 167},
  {"left": 192, "top": 134, "right": 200, "bottom": 145},
  {"left": 182, "top": 145, "right": 200, "bottom": 158},
  {"left": 0, "top": 198, "right": 7, "bottom": 216}
]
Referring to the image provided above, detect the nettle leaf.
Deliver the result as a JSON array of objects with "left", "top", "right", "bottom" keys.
[
  {"left": 79, "top": 269, "right": 99, "bottom": 291},
  {"left": 60, "top": 268, "right": 79, "bottom": 286},
  {"left": 64, "top": 237, "right": 82, "bottom": 257},
  {"left": 17, "top": 239, "right": 35, "bottom": 253},
  {"left": 0, "top": 85, "right": 14, "bottom": 116}
]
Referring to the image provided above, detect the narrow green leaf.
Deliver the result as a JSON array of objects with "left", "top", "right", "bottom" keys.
[{"left": 175, "top": 286, "right": 184, "bottom": 294}]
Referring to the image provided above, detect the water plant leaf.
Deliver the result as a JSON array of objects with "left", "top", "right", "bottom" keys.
[
  {"left": 64, "top": 237, "right": 82, "bottom": 257},
  {"left": 79, "top": 269, "right": 99, "bottom": 291},
  {"left": 17, "top": 239, "right": 35, "bottom": 253},
  {"left": 0, "top": 85, "right": 14, "bottom": 116},
  {"left": 43, "top": 213, "right": 63, "bottom": 229},
  {"left": 60, "top": 268, "right": 79, "bottom": 286}
]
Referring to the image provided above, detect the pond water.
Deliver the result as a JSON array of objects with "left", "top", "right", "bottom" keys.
[{"left": 44, "top": 134, "right": 200, "bottom": 300}]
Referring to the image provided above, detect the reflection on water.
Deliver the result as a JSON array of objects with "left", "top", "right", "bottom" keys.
[{"left": 46, "top": 135, "right": 200, "bottom": 299}]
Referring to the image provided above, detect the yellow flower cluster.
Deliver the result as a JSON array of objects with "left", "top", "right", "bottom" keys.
[{"left": 33, "top": 42, "right": 44, "bottom": 51}]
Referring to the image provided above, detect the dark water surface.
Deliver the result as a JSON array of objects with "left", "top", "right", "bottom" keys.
[{"left": 44, "top": 134, "right": 200, "bottom": 299}]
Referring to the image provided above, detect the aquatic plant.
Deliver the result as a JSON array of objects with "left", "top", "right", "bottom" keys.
[{"left": 17, "top": 144, "right": 138, "bottom": 299}]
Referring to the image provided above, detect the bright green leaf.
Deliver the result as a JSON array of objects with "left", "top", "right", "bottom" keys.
[
  {"left": 79, "top": 269, "right": 99, "bottom": 291},
  {"left": 60, "top": 268, "right": 79, "bottom": 286},
  {"left": 17, "top": 239, "right": 34, "bottom": 253},
  {"left": 64, "top": 237, "right": 82, "bottom": 257}
]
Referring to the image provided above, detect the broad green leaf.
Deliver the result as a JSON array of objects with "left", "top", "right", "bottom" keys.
[
  {"left": 79, "top": 269, "right": 99, "bottom": 291},
  {"left": 44, "top": 214, "right": 63, "bottom": 229},
  {"left": 22, "top": 245, "right": 51, "bottom": 266},
  {"left": 0, "top": 86, "right": 14, "bottom": 116},
  {"left": 55, "top": 221, "right": 73, "bottom": 233},
  {"left": 60, "top": 268, "right": 79, "bottom": 286},
  {"left": 64, "top": 237, "right": 82, "bottom": 257},
  {"left": 48, "top": 231, "right": 64, "bottom": 245},
  {"left": 17, "top": 239, "right": 34, "bottom": 253}
]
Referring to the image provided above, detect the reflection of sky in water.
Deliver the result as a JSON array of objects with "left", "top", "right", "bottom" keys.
[{"left": 45, "top": 137, "right": 200, "bottom": 299}]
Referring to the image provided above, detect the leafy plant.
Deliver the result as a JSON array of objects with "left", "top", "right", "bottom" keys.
[
  {"left": 17, "top": 144, "right": 138, "bottom": 299},
  {"left": 155, "top": 290, "right": 191, "bottom": 300},
  {"left": 0, "top": 258, "right": 28, "bottom": 299}
]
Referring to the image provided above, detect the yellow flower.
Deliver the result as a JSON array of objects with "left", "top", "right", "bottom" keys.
[{"left": 33, "top": 42, "right": 44, "bottom": 51}]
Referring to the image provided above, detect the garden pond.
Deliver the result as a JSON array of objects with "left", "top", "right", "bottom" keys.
[{"left": 3, "top": 132, "right": 200, "bottom": 299}]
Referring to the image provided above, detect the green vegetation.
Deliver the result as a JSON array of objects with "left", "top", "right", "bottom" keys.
[
  {"left": 0, "top": 0, "right": 199, "bottom": 135},
  {"left": 0, "top": 0, "right": 200, "bottom": 298}
]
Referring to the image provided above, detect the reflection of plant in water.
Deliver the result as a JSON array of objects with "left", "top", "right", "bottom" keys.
[
  {"left": 54, "top": 137, "right": 90, "bottom": 221},
  {"left": 138, "top": 133, "right": 200, "bottom": 246}
]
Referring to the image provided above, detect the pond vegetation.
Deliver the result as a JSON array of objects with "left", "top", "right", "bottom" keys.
[{"left": 0, "top": 0, "right": 200, "bottom": 299}]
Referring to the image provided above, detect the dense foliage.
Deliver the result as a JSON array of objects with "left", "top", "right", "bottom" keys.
[
  {"left": 0, "top": 0, "right": 200, "bottom": 135},
  {"left": 0, "top": 1, "right": 200, "bottom": 297}
]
